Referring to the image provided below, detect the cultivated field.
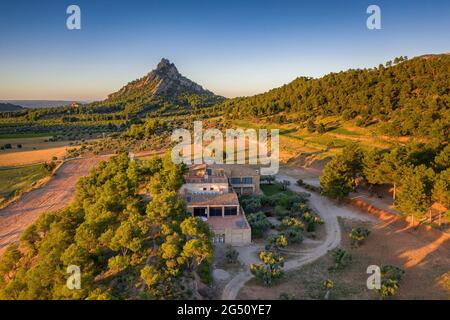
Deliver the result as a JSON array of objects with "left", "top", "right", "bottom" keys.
[
  {"left": 0, "top": 156, "right": 109, "bottom": 253},
  {"left": 0, "top": 136, "right": 81, "bottom": 166}
]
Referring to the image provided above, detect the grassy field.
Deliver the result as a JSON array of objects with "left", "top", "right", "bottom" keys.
[
  {"left": 260, "top": 182, "right": 295, "bottom": 197},
  {"left": 0, "top": 132, "right": 58, "bottom": 139},
  {"left": 232, "top": 117, "right": 406, "bottom": 169},
  {"left": 0, "top": 164, "right": 51, "bottom": 204}
]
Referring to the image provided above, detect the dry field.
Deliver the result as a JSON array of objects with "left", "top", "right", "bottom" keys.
[
  {"left": 0, "top": 136, "right": 81, "bottom": 166},
  {"left": 238, "top": 217, "right": 450, "bottom": 300},
  {"left": 0, "top": 156, "right": 110, "bottom": 253}
]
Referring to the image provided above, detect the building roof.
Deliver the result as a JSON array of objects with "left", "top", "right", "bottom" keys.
[
  {"left": 207, "top": 215, "right": 250, "bottom": 231},
  {"left": 184, "top": 192, "right": 239, "bottom": 206},
  {"left": 186, "top": 163, "right": 260, "bottom": 178},
  {"left": 209, "top": 164, "right": 260, "bottom": 177}
]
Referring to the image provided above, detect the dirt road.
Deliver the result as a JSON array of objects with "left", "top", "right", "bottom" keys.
[
  {"left": 221, "top": 171, "right": 373, "bottom": 300},
  {"left": 0, "top": 156, "right": 109, "bottom": 253}
]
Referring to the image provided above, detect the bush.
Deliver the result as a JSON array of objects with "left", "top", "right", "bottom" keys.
[
  {"left": 378, "top": 265, "right": 405, "bottom": 299},
  {"left": 301, "top": 212, "right": 324, "bottom": 232},
  {"left": 240, "top": 196, "right": 262, "bottom": 213},
  {"left": 247, "top": 212, "right": 272, "bottom": 238},
  {"left": 281, "top": 217, "right": 304, "bottom": 231},
  {"left": 329, "top": 248, "right": 352, "bottom": 270},
  {"left": 266, "top": 234, "right": 288, "bottom": 250},
  {"left": 349, "top": 227, "right": 370, "bottom": 247},
  {"left": 274, "top": 205, "right": 290, "bottom": 219},
  {"left": 44, "top": 161, "right": 57, "bottom": 172},
  {"left": 250, "top": 250, "right": 285, "bottom": 286},
  {"left": 281, "top": 227, "right": 303, "bottom": 244},
  {"left": 279, "top": 292, "right": 295, "bottom": 300},
  {"left": 197, "top": 261, "right": 213, "bottom": 285},
  {"left": 225, "top": 247, "right": 239, "bottom": 264}
]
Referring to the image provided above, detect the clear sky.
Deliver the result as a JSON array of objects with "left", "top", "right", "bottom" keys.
[{"left": 0, "top": 0, "right": 449, "bottom": 101}]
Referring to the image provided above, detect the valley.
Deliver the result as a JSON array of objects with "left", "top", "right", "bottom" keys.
[{"left": 0, "top": 55, "right": 448, "bottom": 301}]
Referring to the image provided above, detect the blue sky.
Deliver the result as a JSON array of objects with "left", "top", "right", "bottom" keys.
[{"left": 0, "top": 0, "right": 449, "bottom": 100}]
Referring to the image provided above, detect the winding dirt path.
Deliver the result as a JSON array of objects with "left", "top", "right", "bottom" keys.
[
  {"left": 221, "top": 172, "right": 373, "bottom": 300},
  {"left": 0, "top": 156, "right": 109, "bottom": 253}
]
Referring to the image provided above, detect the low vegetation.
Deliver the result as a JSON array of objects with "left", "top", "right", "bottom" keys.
[{"left": 0, "top": 163, "right": 54, "bottom": 205}]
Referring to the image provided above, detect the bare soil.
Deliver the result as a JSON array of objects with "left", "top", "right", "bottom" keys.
[
  {"left": 0, "top": 156, "right": 109, "bottom": 253},
  {"left": 238, "top": 218, "right": 450, "bottom": 300}
]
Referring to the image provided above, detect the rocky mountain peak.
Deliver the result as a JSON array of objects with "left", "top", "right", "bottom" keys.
[{"left": 107, "top": 58, "right": 217, "bottom": 101}]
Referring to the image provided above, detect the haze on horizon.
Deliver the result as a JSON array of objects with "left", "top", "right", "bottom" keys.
[{"left": 0, "top": 0, "right": 449, "bottom": 101}]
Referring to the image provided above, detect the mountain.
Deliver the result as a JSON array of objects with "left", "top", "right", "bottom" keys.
[
  {"left": 104, "top": 58, "right": 224, "bottom": 110},
  {"left": 221, "top": 54, "right": 450, "bottom": 143},
  {"left": 0, "top": 102, "right": 24, "bottom": 112},
  {"left": 0, "top": 100, "right": 86, "bottom": 109}
]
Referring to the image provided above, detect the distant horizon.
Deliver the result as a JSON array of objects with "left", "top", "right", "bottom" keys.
[
  {"left": 1, "top": 0, "right": 449, "bottom": 101},
  {"left": 1, "top": 51, "right": 448, "bottom": 102}
]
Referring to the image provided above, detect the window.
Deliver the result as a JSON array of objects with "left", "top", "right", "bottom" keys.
[
  {"left": 209, "top": 207, "right": 222, "bottom": 217},
  {"left": 230, "top": 177, "right": 241, "bottom": 185},
  {"left": 203, "top": 187, "right": 207, "bottom": 191},
  {"left": 193, "top": 207, "right": 207, "bottom": 217},
  {"left": 213, "top": 234, "right": 225, "bottom": 244},
  {"left": 242, "top": 177, "right": 253, "bottom": 184},
  {"left": 210, "top": 187, "right": 214, "bottom": 191},
  {"left": 206, "top": 168, "right": 212, "bottom": 175},
  {"left": 224, "top": 206, "right": 238, "bottom": 216}
]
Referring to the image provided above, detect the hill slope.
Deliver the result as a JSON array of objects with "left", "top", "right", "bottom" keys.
[
  {"left": 99, "top": 58, "right": 224, "bottom": 113},
  {"left": 0, "top": 103, "right": 24, "bottom": 112},
  {"left": 221, "top": 54, "right": 450, "bottom": 143}
]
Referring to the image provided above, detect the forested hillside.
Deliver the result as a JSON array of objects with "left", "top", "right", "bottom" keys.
[
  {"left": 221, "top": 55, "right": 450, "bottom": 144},
  {"left": 0, "top": 153, "right": 213, "bottom": 299}
]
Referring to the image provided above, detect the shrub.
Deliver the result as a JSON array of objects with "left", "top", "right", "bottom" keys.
[
  {"left": 240, "top": 196, "right": 262, "bottom": 213},
  {"left": 301, "top": 212, "right": 324, "bottom": 232},
  {"left": 197, "top": 261, "right": 213, "bottom": 285},
  {"left": 378, "top": 265, "right": 405, "bottom": 299},
  {"left": 329, "top": 248, "right": 352, "bottom": 270},
  {"left": 250, "top": 250, "right": 284, "bottom": 286},
  {"left": 225, "top": 247, "right": 239, "bottom": 264},
  {"left": 279, "top": 292, "right": 295, "bottom": 300},
  {"left": 44, "top": 161, "right": 57, "bottom": 172},
  {"left": 281, "top": 227, "right": 303, "bottom": 244},
  {"left": 274, "top": 205, "right": 290, "bottom": 219},
  {"left": 266, "top": 234, "right": 288, "bottom": 250},
  {"left": 281, "top": 217, "right": 304, "bottom": 231},
  {"left": 247, "top": 212, "right": 272, "bottom": 238},
  {"left": 349, "top": 227, "right": 370, "bottom": 247}
]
